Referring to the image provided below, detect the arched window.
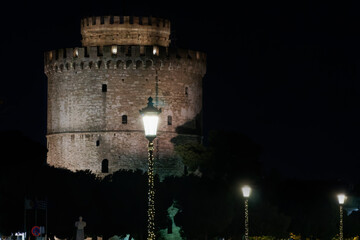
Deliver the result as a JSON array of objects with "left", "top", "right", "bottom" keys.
[
  {"left": 136, "top": 60, "right": 143, "bottom": 69},
  {"left": 126, "top": 60, "right": 132, "bottom": 68},
  {"left": 96, "top": 140, "right": 100, "bottom": 146},
  {"left": 167, "top": 116, "right": 172, "bottom": 125},
  {"left": 122, "top": 115, "right": 127, "bottom": 124},
  {"left": 101, "top": 159, "right": 109, "bottom": 173},
  {"left": 185, "top": 87, "right": 188, "bottom": 96}
]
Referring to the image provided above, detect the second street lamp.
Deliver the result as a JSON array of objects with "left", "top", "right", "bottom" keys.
[
  {"left": 242, "top": 185, "right": 251, "bottom": 240},
  {"left": 337, "top": 194, "right": 346, "bottom": 240},
  {"left": 140, "top": 97, "right": 161, "bottom": 240}
]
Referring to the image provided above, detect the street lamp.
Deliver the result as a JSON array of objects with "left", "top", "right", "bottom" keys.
[
  {"left": 337, "top": 194, "right": 346, "bottom": 240},
  {"left": 242, "top": 185, "right": 251, "bottom": 240},
  {"left": 140, "top": 97, "right": 161, "bottom": 240}
]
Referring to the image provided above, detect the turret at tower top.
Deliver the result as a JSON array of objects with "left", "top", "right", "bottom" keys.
[{"left": 81, "top": 16, "right": 171, "bottom": 47}]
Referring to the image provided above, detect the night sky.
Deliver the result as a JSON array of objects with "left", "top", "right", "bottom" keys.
[{"left": 1, "top": 0, "right": 360, "bottom": 183}]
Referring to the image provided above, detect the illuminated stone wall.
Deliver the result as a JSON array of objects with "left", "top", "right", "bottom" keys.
[
  {"left": 81, "top": 16, "right": 171, "bottom": 47},
  {"left": 44, "top": 16, "right": 206, "bottom": 178}
]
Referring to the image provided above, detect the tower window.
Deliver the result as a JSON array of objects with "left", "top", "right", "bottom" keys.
[
  {"left": 102, "top": 159, "right": 109, "bottom": 173},
  {"left": 111, "top": 45, "right": 118, "bottom": 55},
  {"left": 140, "top": 46, "right": 145, "bottom": 55},
  {"left": 167, "top": 116, "right": 172, "bottom": 125},
  {"left": 102, "top": 84, "right": 107, "bottom": 92},
  {"left": 126, "top": 46, "right": 131, "bottom": 56},
  {"left": 96, "top": 140, "right": 100, "bottom": 146},
  {"left": 74, "top": 48, "right": 79, "bottom": 57},
  {"left": 153, "top": 46, "right": 159, "bottom": 56},
  {"left": 122, "top": 115, "right": 128, "bottom": 124},
  {"left": 185, "top": 87, "right": 188, "bottom": 96}
]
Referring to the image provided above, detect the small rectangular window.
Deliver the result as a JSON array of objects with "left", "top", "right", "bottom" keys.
[
  {"left": 153, "top": 46, "right": 159, "bottom": 56},
  {"left": 125, "top": 46, "right": 132, "bottom": 57},
  {"left": 140, "top": 46, "right": 145, "bottom": 55},
  {"left": 122, "top": 115, "right": 127, "bottom": 124},
  {"left": 111, "top": 45, "right": 118, "bottom": 55},
  {"left": 102, "top": 84, "right": 107, "bottom": 92},
  {"left": 73, "top": 48, "right": 79, "bottom": 57},
  {"left": 102, "top": 159, "right": 109, "bottom": 173},
  {"left": 96, "top": 140, "right": 100, "bottom": 146},
  {"left": 168, "top": 116, "right": 172, "bottom": 125}
]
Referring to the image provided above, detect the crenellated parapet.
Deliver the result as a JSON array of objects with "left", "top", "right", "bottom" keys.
[
  {"left": 81, "top": 16, "right": 171, "bottom": 47},
  {"left": 44, "top": 45, "right": 206, "bottom": 76}
]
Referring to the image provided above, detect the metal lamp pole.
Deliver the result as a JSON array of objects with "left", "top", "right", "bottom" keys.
[
  {"left": 337, "top": 194, "right": 346, "bottom": 240},
  {"left": 242, "top": 186, "right": 251, "bottom": 240},
  {"left": 140, "top": 97, "right": 161, "bottom": 240}
]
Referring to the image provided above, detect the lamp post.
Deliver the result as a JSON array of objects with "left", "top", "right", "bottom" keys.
[
  {"left": 337, "top": 194, "right": 346, "bottom": 240},
  {"left": 140, "top": 97, "right": 161, "bottom": 240},
  {"left": 242, "top": 185, "right": 251, "bottom": 240}
]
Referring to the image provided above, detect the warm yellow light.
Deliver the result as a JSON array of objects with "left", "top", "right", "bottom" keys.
[
  {"left": 242, "top": 185, "right": 251, "bottom": 198},
  {"left": 74, "top": 48, "right": 79, "bottom": 57},
  {"left": 140, "top": 97, "right": 161, "bottom": 141},
  {"left": 338, "top": 194, "right": 346, "bottom": 204},
  {"left": 112, "top": 46, "right": 117, "bottom": 54},
  {"left": 153, "top": 46, "right": 159, "bottom": 56},
  {"left": 142, "top": 115, "right": 159, "bottom": 137}
]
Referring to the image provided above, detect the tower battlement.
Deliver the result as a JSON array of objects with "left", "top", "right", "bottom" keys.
[
  {"left": 44, "top": 45, "right": 206, "bottom": 75},
  {"left": 81, "top": 16, "right": 171, "bottom": 47}
]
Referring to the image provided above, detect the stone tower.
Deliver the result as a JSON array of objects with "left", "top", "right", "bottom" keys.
[{"left": 44, "top": 16, "right": 206, "bottom": 178}]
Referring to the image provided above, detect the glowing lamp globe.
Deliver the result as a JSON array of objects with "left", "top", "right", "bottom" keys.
[
  {"left": 337, "top": 194, "right": 346, "bottom": 205},
  {"left": 242, "top": 185, "right": 251, "bottom": 198},
  {"left": 140, "top": 97, "right": 161, "bottom": 141}
]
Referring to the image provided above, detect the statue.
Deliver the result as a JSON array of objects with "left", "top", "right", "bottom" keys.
[
  {"left": 75, "top": 216, "right": 86, "bottom": 240},
  {"left": 158, "top": 201, "right": 183, "bottom": 240}
]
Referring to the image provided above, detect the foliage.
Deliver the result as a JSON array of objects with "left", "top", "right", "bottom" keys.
[
  {"left": 171, "top": 176, "right": 235, "bottom": 239},
  {"left": 175, "top": 130, "right": 263, "bottom": 182},
  {"left": 174, "top": 143, "right": 208, "bottom": 172}
]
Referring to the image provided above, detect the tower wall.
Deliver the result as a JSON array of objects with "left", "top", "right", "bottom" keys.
[
  {"left": 81, "top": 16, "right": 171, "bottom": 47},
  {"left": 45, "top": 45, "right": 206, "bottom": 178}
]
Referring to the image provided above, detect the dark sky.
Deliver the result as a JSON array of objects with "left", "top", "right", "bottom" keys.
[{"left": 1, "top": 0, "right": 360, "bottom": 183}]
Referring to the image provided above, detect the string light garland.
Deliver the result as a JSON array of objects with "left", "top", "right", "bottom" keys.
[
  {"left": 244, "top": 198, "right": 249, "bottom": 240},
  {"left": 339, "top": 204, "right": 343, "bottom": 240},
  {"left": 147, "top": 141, "right": 156, "bottom": 240},
  {"left": 241, "top": 185, "right": 251, "bottom": 240}
]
